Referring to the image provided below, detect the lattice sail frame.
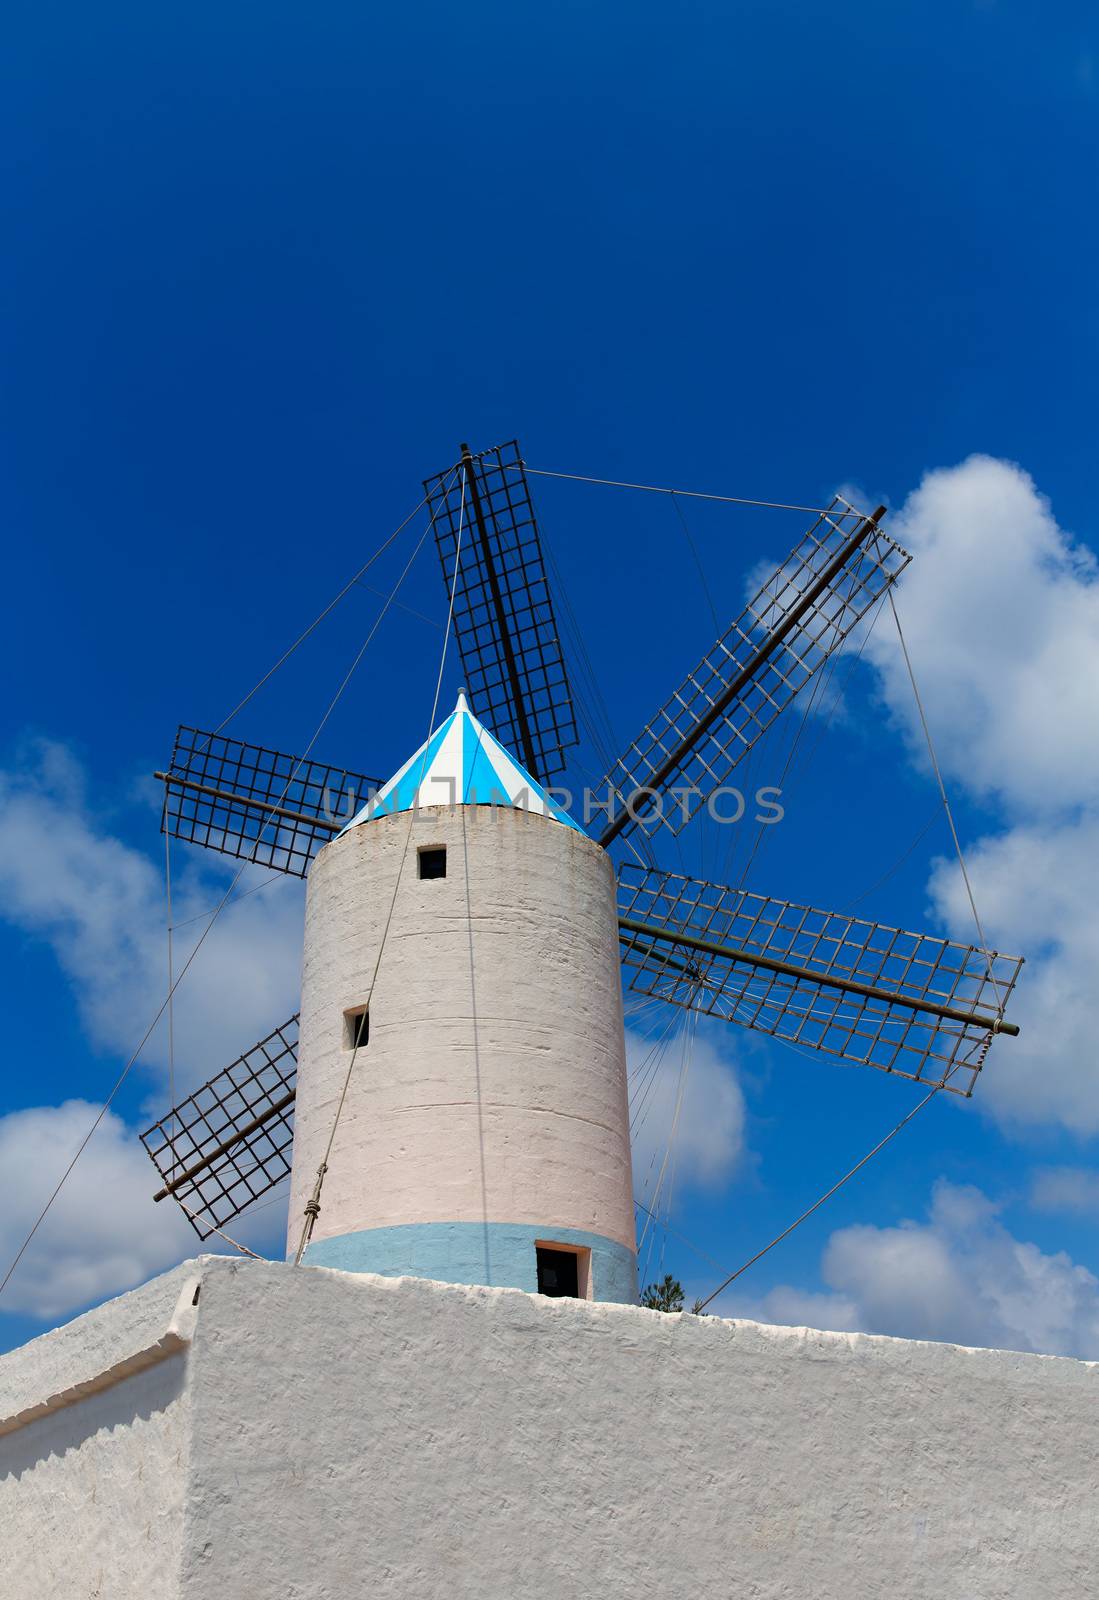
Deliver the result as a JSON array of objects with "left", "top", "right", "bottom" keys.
[
  {"left": 141, "top": 1017, "right": 299, "bottom": 1239},
  {"left": 426, "top": 440, "right": 578, "bottom": 783},
  {"left": 161, "top": 726, "right": 377, "bottom": 878},
  {"left": 599, "top": 497, "right": 911, "bottom": 839},
  {"left": 617, "top": 868, "right": 1023, "bottom": 1093}
]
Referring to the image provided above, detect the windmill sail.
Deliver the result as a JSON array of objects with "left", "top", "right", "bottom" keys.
[
  {"left": 425, "top": 439, "right": 579, "bottom": 784},
  {"left": 141, "top": 1016, "right": 299, "bottom": 1239},
  {"left": 597, "top": 498, "right": 909, "bottom": 845},
  {"left": 157, "top": 725, "right": 378, "bottom": 877},
  {"left": 617, "top": 867, "right": 1023, "bottom": 1094}
]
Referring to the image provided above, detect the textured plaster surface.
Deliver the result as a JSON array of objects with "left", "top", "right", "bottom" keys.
[
  {"left": 0, "top": 1263, "right": 199, "bottom": 1599},
  {"left": 184, "top": 1258, "right": 1097, "bottom": 1599},
  {"left": 303, "top": 1218, "right": 638, "bottom": 1301},
  {"left": 4, "top": 1256, "right": 1097, "bottom": 1598},
  {"left": 290, "top": 806, "right": 637, "bottom": 1280},
  {"left": 0, "top": 1262, "right": 196, "bottom": 1430}
]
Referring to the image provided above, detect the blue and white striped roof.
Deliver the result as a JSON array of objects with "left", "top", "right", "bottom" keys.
[{"left": 343, "top": 692, "right": 582, "bottom": 833}]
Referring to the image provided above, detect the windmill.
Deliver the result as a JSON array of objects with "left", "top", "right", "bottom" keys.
[{"left": 141, "top": 439, "right": 1023, "bottom": 1286}]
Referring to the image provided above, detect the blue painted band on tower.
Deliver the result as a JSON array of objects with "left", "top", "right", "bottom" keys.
[{"left": 301, "top": 1220, "right": 638, "bottom": 1304}]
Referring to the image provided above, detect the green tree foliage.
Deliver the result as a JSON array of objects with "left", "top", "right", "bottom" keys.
[{"left": 640, "top": 1274, "right": 685, "bottom": 1313}]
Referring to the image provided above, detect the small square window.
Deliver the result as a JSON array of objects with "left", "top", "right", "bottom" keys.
[
  {"left": 418, "top": 846, "right": 446, "bottom": 880},
  {"left": 535, "top": 1244, "right": 591, "bottom": 1300},
  {"left": 343, "top": 1007, "right": 369, "bottom": 1049}
]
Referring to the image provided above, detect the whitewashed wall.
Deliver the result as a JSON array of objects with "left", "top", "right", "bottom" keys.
[
  {"left": 3, "top": 1256, "right": 1097, "bottom": 1599},
  {"left": 0, "top": 1264, "right": 197, "bottom": 1600}
]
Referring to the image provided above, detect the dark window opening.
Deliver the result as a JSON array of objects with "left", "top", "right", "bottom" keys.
[
  {"left": 536, "top": 1246, "right": 580, "bottom": 1299},
  {"left": 343, "top": 1008, "right": 369, "bottom": 1049},
  {"left": 418, "top": 846, "right": 447, "bottom": 880}
]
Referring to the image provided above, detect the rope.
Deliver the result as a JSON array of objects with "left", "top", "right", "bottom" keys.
[
  {"left": 292, "top": 470, "right": 469, "bottom": 1264},
  {"left": 633, "top": 1197, "right": 727, "bottom": 1277},
  {"left": 207, "top": 493, "right": 432, "bottom": 740},
  {"left": 670, "top": 491, "right": 720, "bottom": 632},
  {"left": 164, "top": 830, "right": 177, "bottom": 1168},
  {"left": 841, "top": 806, "right": 941, "bottom": 912},
  {"left": 166, "top": 870, "right": 286, "bottom": 933},
  {"left": 718, "top": 592, "right": 887, "bottom": 895},
  {"left": 532, "top": 514, "right": 657, "bottom": 872},
  {"left": 539, "top": 534, "right": 628, "bottom": 791},
  {"left": 887, "top": 590, "right": 1006, "bottom": 1013},
  {"left": 636, "top": 1007, "right": 698, "bottom": 1255},
  {"left": 761, "top": 591, "right": 887, "bottom": 818},
  {"left": 354, "top": 580, "right": 444, "bottom": 630},
  {"left": 655, "top": 1010, "right": 698, "bottom": 1264},
  {"left": 0, "top": 486, "right": 448, "bottom": 1307},
  {"left": 0, "top": 877, "right": 251, "bottom": 1303},
  {"left": 628, "top": 1003, "right": 686, "bottom": 1144},
  {"left": 694, "top": 1070, "right": 954, "bottom": 1312},
  {"left": 175, "top": 1197, "right": 265, "bottom": 1260},
  {"left": 523, "top": 465, "right": 867, "bottom": 519},
  {"left": 239, "top": 1178, "right": 290, "bottom": 1216},
  {"left": 726, "top": 631, "right": 836, "bottom": 894}
]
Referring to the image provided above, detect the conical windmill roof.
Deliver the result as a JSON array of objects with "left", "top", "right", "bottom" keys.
[{"left": 341, "top": 692, "right": 583, "bottom": 833}]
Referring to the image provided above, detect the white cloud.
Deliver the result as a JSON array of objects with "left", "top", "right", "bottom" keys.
[
  {"left": 0, "top": 740, "right": 305, "bottom": 1105},
  {"left": 0, "top": 743, "right": 305, "bottom": 1322},
  {"left": 864, "top": 455, "right": 1099, "bottom": 816},
  {"left": 725, "top": 1179, "right": 1099, "bottom": 1360},
  {"left": 857, "top": 457, "right": 1099, "bottom": 1133},
  {"left": 745, "top": 1285, "right": 861, "bottom": 1332},
  {"left": 1030, "top": 1166, "right": 1099, "bottom": 1215},
  {"left": 627, "top": 1021, "right": 747, "bottom": 1202},
  {"left": 0, "top": 1100, "right": 199, "bottom": 1318},
  {"left": 927, "top": 814, "right": 1099, "bottom": 1132},
  {"left": 0, "top": 1098, "right": 290, "bottom": 1321}
]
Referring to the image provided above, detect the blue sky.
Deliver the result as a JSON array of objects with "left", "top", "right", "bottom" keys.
[{"left": 2, "top": 1, "right": 1098, "bottom": 1355}]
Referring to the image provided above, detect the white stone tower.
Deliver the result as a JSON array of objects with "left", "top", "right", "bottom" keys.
[{"left": 286, "top": 693, "right": 638, "bottom": 1302}]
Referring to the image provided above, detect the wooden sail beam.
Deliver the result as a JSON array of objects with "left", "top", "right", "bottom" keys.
[
  {"left": 154, "top": 771, "right": 345, "bottom": 834},
  {"left": 458, "top": 443, "right": 543, "bottom": 782},
  {"left": 152, "top": 1089, "right": 297, "bottom": 1203},
  {"left": 617, "top": 915, "right": 1020, "bottom": 1038},
  {"left": 599, "top": 504, "right": 889, "bottom": 848}
]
